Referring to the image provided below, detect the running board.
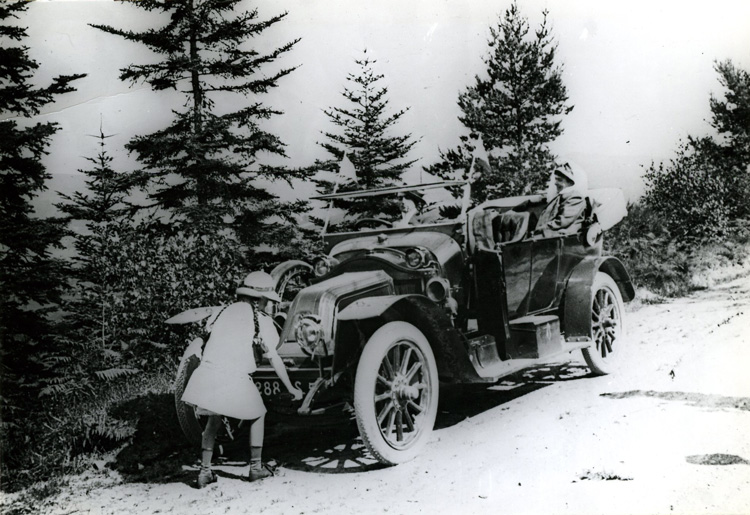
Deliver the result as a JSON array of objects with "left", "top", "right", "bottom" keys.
[{"left": 470, "top": 340, "right": 591, "bottom": 381}]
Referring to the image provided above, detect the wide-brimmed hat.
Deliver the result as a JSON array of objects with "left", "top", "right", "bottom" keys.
[
  {"left": 398, "top": 190, "right": 426, "bottom": 207},
  {"left": 554, "top": 163, "right": 588, "bottom": 190},
  {"left": 554, "top": 166, "right": 576, "bottom": 183},
  {"left": 236, "top": 271, "right": 281, "bottom": 303}
]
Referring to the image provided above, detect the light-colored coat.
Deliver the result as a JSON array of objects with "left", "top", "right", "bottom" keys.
[
  {"left": 181, "top": 302, "right": 276, "bottom": 420},
  {"left": 535, "top": 187, "right": 586, "bottom": 237}
]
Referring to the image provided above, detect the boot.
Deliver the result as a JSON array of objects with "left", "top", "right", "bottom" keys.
[
  {"left": 197, "top": 466, "right": 217, "bottom": 488},
  {"left": 247, "top": 462, "right": 273, "bottom": 482}
]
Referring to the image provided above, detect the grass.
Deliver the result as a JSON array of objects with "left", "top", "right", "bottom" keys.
[{"left": 1, "top": 370, "right": 175, "bottom": 494}]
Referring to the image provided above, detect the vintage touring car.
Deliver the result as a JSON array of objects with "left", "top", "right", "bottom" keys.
[{"left": 171, "top": 182, "right": 634, "bottom": 465}]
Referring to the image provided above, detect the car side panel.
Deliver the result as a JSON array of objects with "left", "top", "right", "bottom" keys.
[
  {"left": 501, "top": 241, "right": 532, "bottom": 317},
  {"left": 555, "top": 235, "right": 602, "bottom": 306},
  {"left": 527, "top": 238, "right": 561, "bottom": 313}
]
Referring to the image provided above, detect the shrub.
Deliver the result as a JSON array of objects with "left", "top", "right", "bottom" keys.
[
  {"left": 642, "top": 138, "right": 733, "bottom": 241},
  {"left": 605, "top": 202, "right": 750, "bottom": 298}
]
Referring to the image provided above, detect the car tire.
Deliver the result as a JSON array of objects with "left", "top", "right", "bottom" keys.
[
  {"left": 272, "top": 261, "right": 312, "bottom": 304},
  {"left": 174, "top": 354, "right": 247, "bottom": 445},
  {"left": 582, "top": 272, "right": 626, "bottom": 375},
  {"left": 354, "top": 321, "right": 439, "bottom": 465},
  {"left": 174, "top": 354, "right": 204, "bottom": 443}
]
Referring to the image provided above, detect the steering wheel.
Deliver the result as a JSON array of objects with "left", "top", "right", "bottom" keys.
[{"left": 354, "top": 218, "right": 393, "bottom": 230}]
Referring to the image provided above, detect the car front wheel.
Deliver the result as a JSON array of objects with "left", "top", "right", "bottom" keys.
[
  {"left": 582, "top": 272, "right": 626, "bottom": 375},
  {"left": 354, "top": 321, "right": 439, "bottom": 465}
]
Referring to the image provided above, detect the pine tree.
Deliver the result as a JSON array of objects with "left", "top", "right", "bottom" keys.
[
  {"left": 92, "top": 0, "right": 305, "bottom": 250},
  {"left": 710, "top": 60, "right": 750, "bottom": 158},
  {"left": 427, "top": 1, "right": 572, "bottom": 205},
  {"left": 314, "top": 51, "right": 419, "bottom": 228},
  {"left": 0, "top": 0, "right": 84, "bottom": 486},
  {"left": 708, "top": 60, "right": 750, "bottom": 218}
]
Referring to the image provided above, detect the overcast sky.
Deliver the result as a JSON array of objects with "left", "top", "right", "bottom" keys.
[{"left": 19, "top": 0, "right": 750, "bottom": 205}]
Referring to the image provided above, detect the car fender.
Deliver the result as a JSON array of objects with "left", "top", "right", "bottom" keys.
[
  {"left": 338, "top": 294, "right": 414, "bottom": 320},
  {"left": 562, "top": 256, "right": 634, "bottom": 341},
  {"left": 270, "top": 259, "right": 312, "bottom": 282},
  {"left": 337, "top": 294, "right": 480, "bottom": 383},
  {"left": 165, "top": 306, "right": 222, "bottom": 325}
]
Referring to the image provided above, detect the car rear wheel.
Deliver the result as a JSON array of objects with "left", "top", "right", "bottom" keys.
[
  {"left": 582, "top": 272, "right": 626, "bottom": 375},
  {"left": 174, "top": 353, "right": 248, "bottom": 445},
  {"left": 354, "top": 321, "right": 439, "bottom": 465}
]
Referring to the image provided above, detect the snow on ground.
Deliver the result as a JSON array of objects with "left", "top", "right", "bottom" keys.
[{"left": 3, "top": 271, "right": 750, "bottom": 515}]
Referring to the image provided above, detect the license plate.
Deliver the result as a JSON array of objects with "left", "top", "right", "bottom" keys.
[{"left": 254, "top": 378, "right": 318, "bottom": 399}]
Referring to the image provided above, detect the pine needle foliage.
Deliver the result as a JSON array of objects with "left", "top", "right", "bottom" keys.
[
  {"left": 0, "top": 0, "right": 84, "bottom": 491},
  {"left": 47, "top": 131, "right": 135, "bottom": 402},
  {"left": 426, "top": 1, "right": 572, "bottom": 205},
  {"left": 312, "top": 51, "right": 420, "bottom": 229},
  {"left": 91, "top": 0, "right": 305, "bottom": 248}
]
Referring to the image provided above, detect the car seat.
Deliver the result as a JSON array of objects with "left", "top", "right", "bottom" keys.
[
  {"left": 493, "top": 211, "right": 530, "bottom": 244},
  {"left": 472, "top": 210, "right": 498, "bottom": 250}
]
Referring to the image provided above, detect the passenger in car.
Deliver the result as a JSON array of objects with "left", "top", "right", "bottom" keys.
[
  {"left": 181, "top": 271, "right": 303, "bottom": 488},
  {"left": 532, "top": 165, "right": 587, "bottom": 237},
  {"left": 393, "top": 190, "right": 426, "bottom": 228}
]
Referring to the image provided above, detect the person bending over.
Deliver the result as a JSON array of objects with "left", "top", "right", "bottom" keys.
[{"left": 181, "top": 271, "right": 303, "bottom": 488}]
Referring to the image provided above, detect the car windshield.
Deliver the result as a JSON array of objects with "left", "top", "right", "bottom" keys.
[{"left": 310, "top": 181, "right": 467, "bottom": 235}]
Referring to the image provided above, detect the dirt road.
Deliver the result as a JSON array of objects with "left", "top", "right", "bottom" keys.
[{"left": 7, "top": 272, "right": 750, "bottom": 515}]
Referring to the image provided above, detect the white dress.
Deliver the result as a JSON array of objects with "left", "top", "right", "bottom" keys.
[{"left": 181, "top": 302, "right": 277, "bottom": 420}]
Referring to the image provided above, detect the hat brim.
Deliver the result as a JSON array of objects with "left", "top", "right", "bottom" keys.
[
  {"left": 236, "top": 287, "right": 281, "bottom": 303},
  {"left": 400, "top": 190, "right": 426, "bottom": 206}
]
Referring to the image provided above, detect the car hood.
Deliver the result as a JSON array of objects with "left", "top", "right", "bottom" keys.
[{"left": 328, "top": 229, "right": 463, "bottom": 266}]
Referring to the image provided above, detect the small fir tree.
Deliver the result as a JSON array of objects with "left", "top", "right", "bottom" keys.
[
  {"left": 313, "top": 51, "right": 420, "bottom": 228},
  {"left": 52, "top": 130, "right": 135, "bottom": 398},
  {"left": 92, "top": 0, "right": 306, "bottom": 250},
  {"left": 427, "top": 1, "right": 572, "bottom": 205}
]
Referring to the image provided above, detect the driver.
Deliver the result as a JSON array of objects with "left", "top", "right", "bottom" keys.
[
  {"left": 532, "top": 165, "right": 587, "bottom": 237},
  {"left": 392, "top": 190, "right": 425, "bottom": 228},
  {"left": 181, "top": 271, "right": 303, "bottom": 487}
]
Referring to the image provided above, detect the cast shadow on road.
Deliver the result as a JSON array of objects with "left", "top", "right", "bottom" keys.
[
  {"left": 600, "top": 390, "right": 750, "bottom": 412},
  {"left": 263, "top": 362, "right": 593, "bottom": 474},
  {"left": 111, "top": 363, "right": 592, "bottom": 484},
  {"left": 436, "top": 362, "right": 591, "bottom": 429}
]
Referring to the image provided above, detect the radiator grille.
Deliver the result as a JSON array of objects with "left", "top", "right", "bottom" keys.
[{"left": 395, "top": 280, "right": 422, "bottom": 295}]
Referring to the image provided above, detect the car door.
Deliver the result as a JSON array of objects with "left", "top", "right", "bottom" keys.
[
  {"left": 500, "top": 239, "right": 532, "bottom": 317},
  {"left": 473, "top": 248, "right": 513, "bottom": 345},
  {"left": 527, "top": 236, "right": 562, "bottom": 313}
]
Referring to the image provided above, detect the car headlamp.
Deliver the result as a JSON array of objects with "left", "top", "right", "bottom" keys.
[
  {"left": 404, "top": 247, "right": 429, "bottom": 269},
  {"left": 426, "top": 277, "right": 451, "bottom": 303},
  {"left": 312, "top": 256, "right": 339, "bottom": 277},
  {"left": 294, "top": 314, "right": 325, "bottom": 355}
]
